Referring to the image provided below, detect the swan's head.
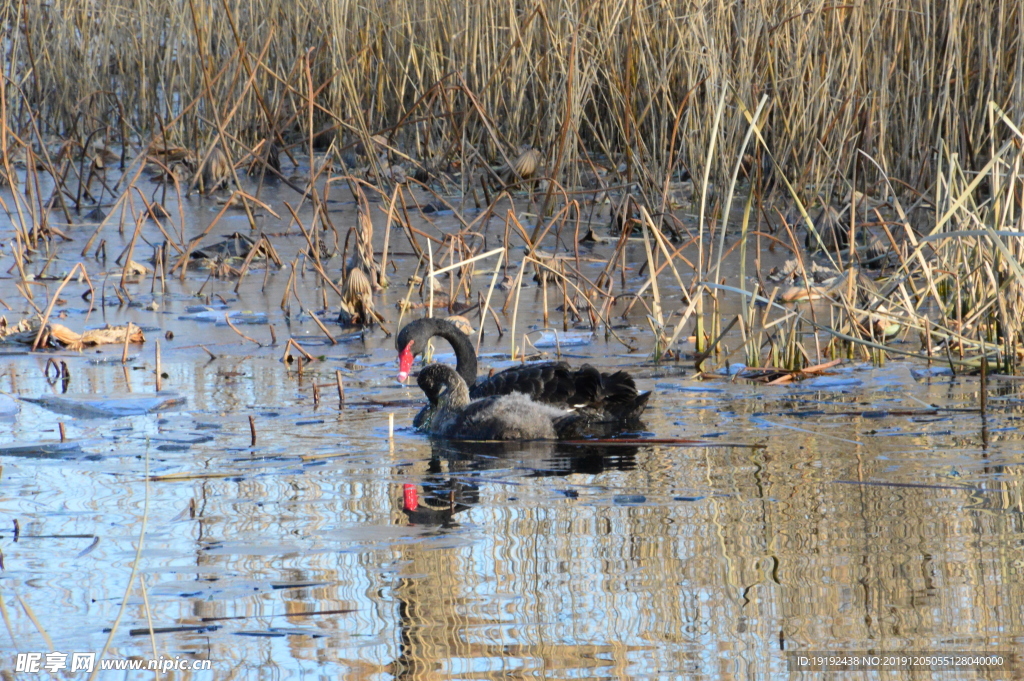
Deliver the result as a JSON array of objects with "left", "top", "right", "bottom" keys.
[
  {"left": 416, "top": 363, "right": 451, "bottom": 401},
  {"left": 396, "top": 317, "right": 471, "bottom": 383},
  {"left": 396, "top": 318, "right": 433, "bottom": 382},
  {"left": 416, "top": 364, "right": 468, "bottom": 407}
]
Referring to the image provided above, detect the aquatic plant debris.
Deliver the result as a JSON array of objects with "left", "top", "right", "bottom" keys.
[{"left": 1, "top": 322, "right": 145, "bottom": 350}]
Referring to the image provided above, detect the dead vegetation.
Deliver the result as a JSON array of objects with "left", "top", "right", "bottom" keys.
[
  {"left": 1, "top": 320, "right": 144, "bottom": 351},
  {"left": 1, "top": 0, "right": 1023, "bottom": 382}
]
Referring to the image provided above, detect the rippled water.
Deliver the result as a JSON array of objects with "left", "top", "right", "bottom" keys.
[{"left": 2, "top": 169, "right": 1023, "bottom": 679}]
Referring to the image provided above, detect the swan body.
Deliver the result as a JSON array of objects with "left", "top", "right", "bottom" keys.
[
  {"left": 416, "top": 364, "right": 590, "bottom": 440},
  {"left": 397, "top": 317, "right": 650, "bottom": 423}
]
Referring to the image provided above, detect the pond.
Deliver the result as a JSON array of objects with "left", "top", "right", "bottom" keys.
[{"left": 1, "top": 164, "right": 1022, "bottom": 679}]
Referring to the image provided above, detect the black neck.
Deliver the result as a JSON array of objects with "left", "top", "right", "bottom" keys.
[{"left": 431, "top": 319, "right": 478, "bottom": 387}]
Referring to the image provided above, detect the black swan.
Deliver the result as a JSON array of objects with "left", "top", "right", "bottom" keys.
[
  {"left": 416, "top": 364, "right": 591, "bottom": 440},
  {"left": 396, "top": 317, "right": 650, "bottom": 423}
]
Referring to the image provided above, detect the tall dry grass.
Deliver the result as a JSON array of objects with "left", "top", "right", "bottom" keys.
[
  {"left": 4, "top": 0, "right": 1022, "bottom": 199},
  {"left": 4, "top": 0, "right": 1024, "bottom": 374}
]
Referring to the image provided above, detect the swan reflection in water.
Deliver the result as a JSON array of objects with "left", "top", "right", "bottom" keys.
[
  {"left": 400, "top": 439, "right": 642, "bottom": 527},
  {"left": 391, "top": 438, "right": 647, "bottom": 680}
]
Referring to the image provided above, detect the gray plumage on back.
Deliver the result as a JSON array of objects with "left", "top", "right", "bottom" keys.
[
  {"left": 440, "top": 392, "right": 562, "bottom": 440},
  {"left": 416, "top": 364, "right": 585, "bottom": 440}
]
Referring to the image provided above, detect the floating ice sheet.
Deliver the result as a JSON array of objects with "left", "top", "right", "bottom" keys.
[
  {"left": 0, "top": 394, "right": 19, "bottom": 417},
  {"left": 531, "top": 330, "right": 593, "bottom": 348},
  {"left": 801, "top": 376, "right": 863, "bottom": 389},
  {"left": 0, "top": 440, "right": 83, "bottom": 457},
  {"left": 911, "top": 366, "right": 955, "bottom": 380},
  {"left": 178, "top": 308, "right": 268, "bottom": 325},
  {"left": 25, "top": 392, "right": 187, "bottom": 418}
]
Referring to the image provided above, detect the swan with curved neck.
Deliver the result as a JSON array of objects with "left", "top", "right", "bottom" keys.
[
  {"left": 397, "top": 317, "right": 477, "bottom": 384},
  {"left": 396, "top": 316, "right": 650, "bottom": 422}
]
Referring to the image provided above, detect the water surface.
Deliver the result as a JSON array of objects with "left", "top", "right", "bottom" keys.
[{"left": 0, "top": 166, "right": 1022, "bottom": 679}]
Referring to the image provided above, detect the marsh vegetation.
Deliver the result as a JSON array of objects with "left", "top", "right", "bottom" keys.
[
  {"left": 2, "top": 0, "right": 1024, "bottom": 374},
  {"left": 2, "top": 0, "right": 1024, "bottom": 676}
]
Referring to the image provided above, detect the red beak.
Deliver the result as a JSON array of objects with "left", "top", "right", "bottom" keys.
[
  {"left": 403, "top": 484, "right": 418, "bottom": 511},
  {"left": 397, "top": 341, "right": 414, "bottom": 382}
]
